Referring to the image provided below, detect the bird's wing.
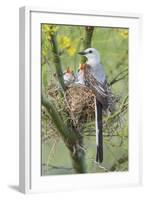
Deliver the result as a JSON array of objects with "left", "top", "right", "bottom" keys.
[{"left": 84, "top": 64, "right": 108, "bottom": 109}]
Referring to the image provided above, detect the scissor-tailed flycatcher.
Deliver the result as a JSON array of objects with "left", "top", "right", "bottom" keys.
[{"left": 79, "top": 48, "right": 109, "bottom": 163}]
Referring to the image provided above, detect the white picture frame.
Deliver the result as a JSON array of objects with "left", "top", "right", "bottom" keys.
[{"left": 19, "top": 6, "right": 142, "bottom": 194}]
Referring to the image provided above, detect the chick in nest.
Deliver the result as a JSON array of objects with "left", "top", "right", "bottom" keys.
[
  {"left": 63, "top": 67, "right": 75, "bottom": 85},
  {"left": 75, "top": 63, "right": 86, "bottom": 85}
]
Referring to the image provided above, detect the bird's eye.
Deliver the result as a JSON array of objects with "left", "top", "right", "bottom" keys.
[{"left": 89, "top": 50, "right": 92, "bottom": 53}]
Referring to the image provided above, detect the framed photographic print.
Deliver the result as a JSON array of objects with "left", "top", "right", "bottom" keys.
[{"left": 19, "top": 7, "right": 142, "bottom": 193}]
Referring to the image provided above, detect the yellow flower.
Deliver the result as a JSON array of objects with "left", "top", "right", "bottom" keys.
[
  {"left": 59, "top": 36, "right": 71, "bottom": 49},
  {"left": 67, "top": 47, "right": 76, "bottom": 56},
  {"left": 43, "top": 24, "right": 51, "bottom": 33},
  {"left": 119, "top": 30, "right": 128, "bottom": 39},
  {"left": 42, "top": 25, "right": 58, "bottom": 35},
  {"left": 58, "top": 35, "right": 76, "bottom": 56}
]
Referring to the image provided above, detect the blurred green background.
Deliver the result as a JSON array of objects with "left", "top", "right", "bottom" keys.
[{"left": 41, "top": 24, "right": 128, "bottom": 175}]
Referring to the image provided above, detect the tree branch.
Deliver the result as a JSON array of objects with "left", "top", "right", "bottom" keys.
[
  {"left": 81, "top": 26, "right": 94, "bottom": 63},
  {"left": 50, "top": 33, "right": 66, "bottom": 90},
  {"left": 41, "top": 94, "right": 86, "bottom": 173},
  {"left": 110, "top": 68, "right": 128, "bottom": 86}
]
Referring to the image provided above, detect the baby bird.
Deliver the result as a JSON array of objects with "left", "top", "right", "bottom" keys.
[
  {"left": 63, "top": 67, "right": 75, "bottom": 85},
  {"left": 75, "top": 63, "right": 85, "bottom": 85}
]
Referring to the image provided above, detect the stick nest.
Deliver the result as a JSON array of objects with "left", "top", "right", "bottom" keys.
[
  {"left": 64, "top": 84, "right": 95, "bottom": 125},
  {"left": 46, "top": 83, "right": 96, "bottom": 134}
]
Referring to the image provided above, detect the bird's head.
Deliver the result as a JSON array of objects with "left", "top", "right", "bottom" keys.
[
  {"left": 78, "top": 63, "right": 85, "bottom": 72},
  {"left": 66, "top": 67, "right": 72, "bottom": 74},
  {"left": 78, "top": 48, "right": 100, "bottom": 63}
]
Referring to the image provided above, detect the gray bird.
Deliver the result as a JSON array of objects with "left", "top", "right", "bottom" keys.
[{"left": 78, "top": 48, "right": 109, "bottom": 163}]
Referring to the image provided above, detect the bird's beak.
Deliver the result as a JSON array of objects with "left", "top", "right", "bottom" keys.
[{"left": 78, "top": 51, "right": 86, "bottom": 55}]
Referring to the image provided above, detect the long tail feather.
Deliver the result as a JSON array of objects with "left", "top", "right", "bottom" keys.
[{"left": 95, "top": 99, "right": 103, "bottom": 163}]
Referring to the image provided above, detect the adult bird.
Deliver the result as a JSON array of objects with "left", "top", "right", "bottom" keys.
[{"left": 78, "top": 48, "right": 109, "bottom": 163}]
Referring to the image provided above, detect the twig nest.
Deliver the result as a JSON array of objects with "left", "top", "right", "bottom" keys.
[{"left": 65, "top": 84, "right": 95, "bottom": 123}]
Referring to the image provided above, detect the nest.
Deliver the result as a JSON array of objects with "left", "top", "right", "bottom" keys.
[
  {"left": 45, "top": 82, "right": 96, "bottom": 135},
  {"left": 64, "top": 84, "right": 95, "bottom": 125}
]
